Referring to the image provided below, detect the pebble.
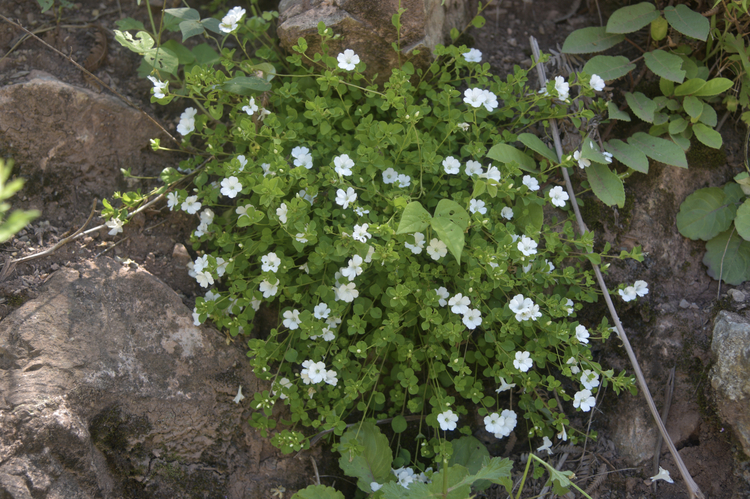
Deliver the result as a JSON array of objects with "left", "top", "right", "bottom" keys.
[{"left": 728, "top": 289, "right": 746, "bottom": 302}]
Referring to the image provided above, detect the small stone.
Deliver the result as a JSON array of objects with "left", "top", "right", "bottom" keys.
[
  {"left": 508, "top": 38, "right": 517, "bottom": 47},
  {"left": 728, "top": 289, "right": 746, "bottom": 302},
  {"left": 172, "top": 243, "right": 192, "bottom": 267},
  {"left": 50, "top": 263, "right": 59, "bottom": 271},
  {"left": 679, "top": 299, "right": 691, "bottom": 309}
]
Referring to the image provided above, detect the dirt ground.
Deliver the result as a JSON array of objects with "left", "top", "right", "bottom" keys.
[{"left": 1, "top": 0, "right": 749, "bottom": 497}]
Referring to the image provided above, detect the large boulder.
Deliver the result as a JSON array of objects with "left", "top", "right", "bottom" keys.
[
  {"left": 0, "top": 258, "right": 312, "bottom": 498},
  {"left": 710, "top": 310, "right": 750, "bottom": 457},
  {"left": 277, "top": 0, "right": 474, "bottom": 82}
]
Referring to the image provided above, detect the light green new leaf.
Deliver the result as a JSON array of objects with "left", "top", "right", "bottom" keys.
[
  {"left": 396, "top": 202, "right": 431, "bottom": 234},
  {"left": 604, "top": 139, "right": 649, "bottom": 173},
  {"left": 220, "top": 76, "right": 272, "bottom": 95},
  {"left": 624, "top": 92, "right": 656, "bottom": 123},
  {"left": 664, "top": 5, "right": 710, "bottom": 41},
  {"left": 291, "top": 485, "right": 345, "bottom": 499},
  {"left": 487, "top": 143, "right": 537, "bottom": 172},
  {"left": 694, "top": 78, "right": 734, "bottom": 97},
  {"left": 587, "top": 163, "right": 625, "bottom": 207},
  {"left": 676, "top": 187, "right": 735, "bottom": 240},
  {"left": 734, "top": 200, "right": 750, "bottom": 241},
  {"left": 674, "top": 78, "right": 706, "bottom": 96},
  {"left": 236, "top": 207, "right": 265, "bottom": 227},
  {"left": 337, "top": 422, "right": 393, "bottom": 493},
  {"left": 627, "top": 132, "right": 688, "bottom": 167},
  {"left": 114, "top": 30, "right": 155, "bottom": 53},
  {"left": 693, "top": 123, "right": 722, "bottom": 148},
  {"left": 703, "top": 230, "right": 750, "bottom": 285},
  {"left": 582, "top": 55, "right": 635, "bottom": 81},
  {"left": 432, "top": 200, "right": 470, "bottom": 263},
  {"left": 518, "top": 133, "right": 558, "bottom": 163},
  {"left": 561, "top": 27, "right": 625, "bottom": 54},
  {"left": 643, "top": 49, "right": 686, "bottom": 83},
  {"left": 606, "top": 2, "right": 659, "bottom": 33},
  {"left": 607, "top": 101, "right": 631, "bottom": 121},
  {"left": 683, "top": 95, "right": 703, "bottom": 120}
]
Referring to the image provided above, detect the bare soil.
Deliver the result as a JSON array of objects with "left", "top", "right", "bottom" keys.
[{"left": 1, "top": 0, "right": 749, "bottom": 497}]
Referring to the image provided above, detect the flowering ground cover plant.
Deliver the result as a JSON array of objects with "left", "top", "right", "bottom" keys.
[{"left": 107, "top": 2, "right": 646, "bottom": 495}]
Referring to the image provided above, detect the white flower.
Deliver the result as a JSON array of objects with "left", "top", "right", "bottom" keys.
[
  {"left": 394, "top": 468, "right": 415, "bottom": 488},
  {"left": 484, "top": 413, "right": 504, "bottom": 434},
  {"left": 437, "top": 410, "right": 458, "bottom": 431},
  {"left": 177, "top": 107, "right": 197, "bottom": 135},
  {"left": 276, "top": 203, "right": 288, "bottom": 224},
  {"left": 370, "top": 483, "right": 383, "bottom": 492},
  {"left": 573, "top": 389, "right": 596, "bottom": 412},
  {"left": 236, "top": 204, "right": 253, "bottom": 218},
  {"left": 167, "top": 192, "right": 179, "bottom": 211},
  {"left": 147, "top": 75, "right": 168, "bottom": 99},
  {"left": 469, "top": 199, "right": 487, "bottom": 215},
  {"left": 106, "top": 218, "right": 124, "bottom": 236},
  {"left": 297, "top": 189, "right": 316, "bottom": 205},
  {"left": 325, "top": 370, "right": 338, "bottom": 386},
  {"left": 496, "top": 377, "right": 516, "bottom": 393},
  {"left": 567, "top": 357, "right": 580, "bottom": 374},
  {"left": 221, "top": 176, "right": 243, "bottom": 198},
  {"left": 501, "top": 206, "right": 514, "bottom": 220},
  {"left": 326, "top": 316, "right": 342, "bottom": 328},
  {"left": 195, "top": 271, "right": 214, "bottom": 288},
  {"left": 426, "top": 238, "right": 448, "bottom": 260},
  {"left": 465, "top": 160, "right": 483, "bottom": 176},
  {"left": 205, "top": 290, "right": 220, "bottom": 302},
  {"left": 237, "top": 155, "right": 248, "bottom": 171},
  {"left": 462, "top": 308, "right": 482, "bottom": 329},
  {"left": 557, "top": 426, "right": 568, "bottom": 441},
  {"left": 242, "top": 97, "right": 258, "bottom": 115},
  {"left": 590, "top": 74, "right": 605, "bottom": 92},
  {"left": 295, "top": 233, "right": 308, "bottom": 244},
  {"left": 273, "top": 377, "right": 292, "bottom": 400},
  {"left": 545, "top": 259, "right": 555, "bottom": 273},
  {"left": 493, "top": 409, "right": 517, "bottom": 438},
  {"left": 482, "top": 90, "right": 499, "bottom": 112},
  {"left": 463, "top": 48, "right": 482, "bottom": 63},
  {"left": 335, "top": 187, "right": 357, "bottom": 209},
  {"left": 261, "top": 252, "right": 281, "bottom": 273},
  {"left": 449, "top": 293, "right": 471, "bottom": 315},
  {"left": 382, "top": 168, "right": 398, "bottom": 184},
  {"left": 463, "top": 87, "right": 486, "bottom": 108},
  {"left": 233, "top": 385, "right": 245, "bottom": 403},
  {"left": 364, "top": 245, "right": 375, "bottom": 263},
  {"left": 573, "top": 150, "right": 591, "bottom": 169},
  {"left": 554, "top": 76, "right": 570, "bottom": 100},
  {"left": 564, "top": 298, "right": 574, "bottom": 315},
  {"left": 194, "top": 221, "right": 209, "bottom": 237},
  {"left": 352, "top": 224, "right": 372, "bottom": 243},
  {"left": 334, "top": 154, "right": 354, "bottom": 176},
  {"left": 305, "top": 360, "right": 327, "bottom": 384},
  {"left": 194, "top": 255, "right": 209, "bottom": 273},
  {"left": 537, "top": 436, "right": 553, "bottom": 455},
  {"left": 291, "top": 146, "right": 309, "bottom": 159},
  {"left": 219, "top": 6, "right": 245, "bottom": 33},
  {"left": 522, "top": 175, "right": 540, "bottom": 191},
  {"left": 435, "top": 287, "right": 450, "bottom": 307},
  {"left": 341, "top": 255, "right": 364, "bottom": 281},
  {"left": 603, "top": 151, "right": 613, "bottom": 163},
  {"left": 354, "top": 206, "right": 369, "bottom": 217},
  {"left": 481, "top": 165, "right": 501, "bottom": 182},
  {"left": 509, "top": 294, "right": 530, "bottom": 320},
  {"left": 294, "top": 153, "right": 313, "bottom": 169},
  {"left": 192, "top": 309, "right": 201, "bottom": 326},
  {"left": 518, "top": 236, "right": 538, "bottom": 256},
  {"left": 443, "top": 156, "right": 461, "bottom": 174},
  {"left": 181, "top": 195, "right": 201, "bottom": 214},
  {"left": 514, "top": 351, "right": 533, "bottom": 372},
  {"left": 549, "top": 186, "right": 569, "bottom": 208},
  {"left": 215, "top": 257, "right": 227, "bottom": 277},
  {"left": 313, "top": 303, "right": 331, "bottom": 319},
  {"left": 261, "top": 162, "right": 274, "bottom": 176},
  {"left": 259, "top": 108, "right": 271, "bottom": 120},
  {"left": 396, "top": 174, "right": 411, "bottom": 187},
  {"left": 259, "top": 279, "right": 278, "bottom": 298},
  {"left": 520, "top": 303, "right": 542, "bottom": 322},
  {"left": 457, "top": 122, "right": 470, "bottom": 132},
  {"left": 405, "top": 233, "right": 426, "bottom": 254},
  {"left": 322, "top": 328, "right": 335, "bottom": 341},
  {"left": 336, "top": 282, "right": 359, "bottom": 302},
  {"left": 633, "top": 280, "right": 649, "bottom": 297},
  {"left": 581, "top": 369, "right": 600, "bottom": 390},
  {"left": 575, "top": 324, "right": 590, "bottom": 344},
  {"left": 650, "top": 466, "right": 674, "bottom": 484},
  {"left": 200, "top": 209, "right": 214, "bottom": 225},
  {"left": 619, "top": 286, "right": 637, "bottom": 302},
  {"left": 337, "top": 49, "right": 360, "bottom": 71}
]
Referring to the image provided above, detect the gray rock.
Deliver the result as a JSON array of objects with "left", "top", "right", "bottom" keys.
[
  {"left": 710, "top": 311, "right": 750, "bottom": 457},
  {"left": 0, "top": 258, "right": 312, "bottom": 498},
  {"left": 277, "top": 0, "right": 472, "bottom": 83},
  {"left": 728, "top": 289, "right": 746, "bottom": 302}
]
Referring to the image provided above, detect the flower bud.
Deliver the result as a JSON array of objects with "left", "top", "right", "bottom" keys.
[{"left": 651, "top": 17, "right": 668, "bottom": 41}]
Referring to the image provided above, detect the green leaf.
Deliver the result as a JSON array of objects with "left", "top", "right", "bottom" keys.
[
  {"left": 693, "top": 123, "right": 723, "bottom": 148},
  {"left": 37, "top": 0, "right": 53, "bottom": 13},
  {"left": 660, "top": 77, "right": 675, "bottom": 96},
  {"left": 624, "top": 92, "right": 656, "bottom": 123},
  {"left": 703, "top": 230, "right": 750, "bottom": 285},
  {"left": 143, "top": 46, "right": 179, "bottom": 75},
  {"left": 683, "top": 95, "right": 703, "bottom": 120},
  {"left": 605, "top": 139, "right": 649, "bottom": 173},
  {"left": 668, "top": 117, "right": 688, "bottom": 135},
  {"left": 471, "top": 15, "right": 485, "bottom": 28},
  {"left": 431, "top": 200, "right": 470, "bottom": 263},
  {"left": 201, "top": 18, "right": 223, "bottom": 34},
  {"left": 448, "top": 437, "right": 491, "bottom": 490},
  {"left": 607, "top": 101, "right": 631, "bottom": 121},
  {"left": 115, "top": 18, "right": 145, "bottom": 31},
  {"left": 337, "top": 422, "right": 393, "bottom": 493},
  {"left": 694, "top": 77, "right": 734, "bottom": 97},
  {"left": 0, "top": 210, "right": 39, "bottom": 244},
  {"left": 699, "top": 102, "right": 717, "bottom": 127},
  {"left": 291, "top": 485, "right": 345, "bottom": 499},
  {"left": 220, "top": 76, "right": 272, "bottom": 95},
  {"left": 582, "top": 55, "right": 635, "bottom": 81},
  {"left": 627, "top": 132, "right": 688, "bottom": 167},
  {"left": 391, "top": 415, "right": 407, "bottom": 434},
  {"left": 580, "top": 136, "right": 609, "bottom": 164},
  {"left": 444, "top": 458, "right": 514, "bottom": 494},
  {"left": 179, "top": 20, "right": 205, "bottom": 41},
  {"left": 428, "top": 466, "right": 471, "bottom": 499},
  {"left": 587, "top": 163, "right": 625, "bottom": 207},
  {"left": 643, "top": 49, "right": 686, "bottom": 83},
  {"left": 486, "top": 143, "right": 537, "bottom": 172},
  {"left": 192, "top": 43, "right": 221, "bottom": 66},
  {"left": 677, "top": 187, "right": 735, "bottom": 240},
  {"left": 517, "top": 133, "right": 558, "bottom": 163},
  {"left": 735, "top": 200, "right": 750, "bottom": 242},
  {"left": 514, "top": 199, "right": 544, "bottom": 234},
  {"left": 664, "top": 5, "right": 710, "bottom": 41},
  {"left": 164, "top": 7, "right": 200, "bottom": 21},
  {"left": 606, "top": 2, "right": 660, "bottom": 33},
  {"left": 114, "top": 30, "right": 155, "bottom": 53},
  {"left": 396, "top": 202, "right": 431, "bottom": 234},
  {"left": 561, "top": 27, "right": 625, "bottom": 54},
  {"left": 674, "top": 78, "right": 707, "bottom": 96}
]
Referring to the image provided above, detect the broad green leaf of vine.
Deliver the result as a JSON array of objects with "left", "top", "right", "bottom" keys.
[
  {"left": 676, "top": 187, "right": 735, "bottom": 240},
  {"left": 337, "top": 422, "right": 392, "bottom": 494},
  {"left": 396, "top": 202, "right": 431, "bottom": 234},
  {"left": 432, "top": 200, "right": 470, "bottom": 263},
  {"left": 703, "top": 230, "right": 750, "bottom": 285},
  {"left": 291, "top": 485, "right": 345, "bottom": 499}
]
